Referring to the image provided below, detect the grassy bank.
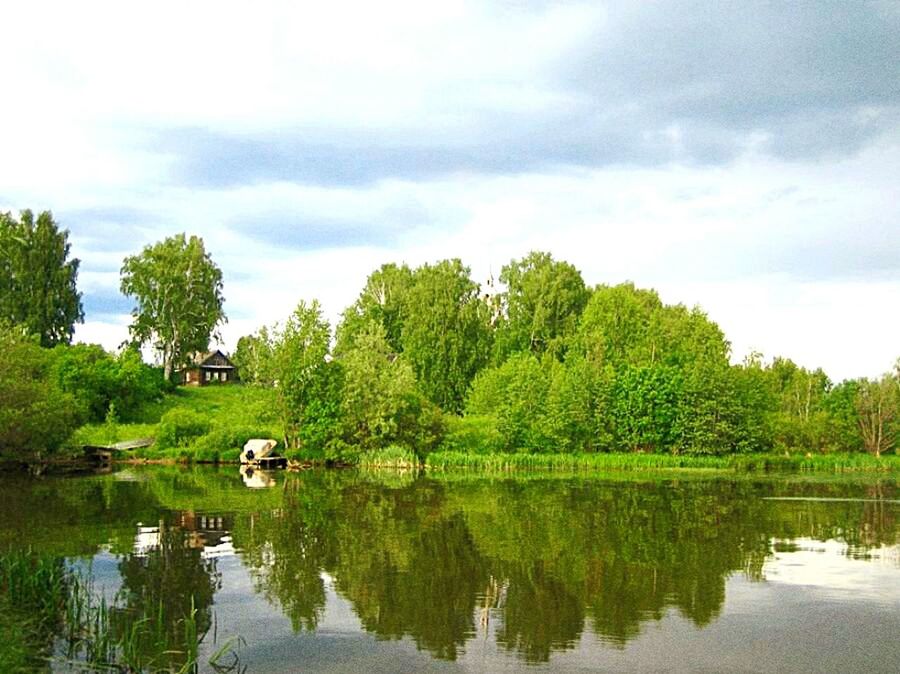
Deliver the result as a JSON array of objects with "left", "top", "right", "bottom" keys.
[
  {"left": 424, "top": 451, "right": 900, "bottom": 473},
  {"left": 67, "top": 386, "right": 899, "bottom": 474},
  {"left": 70, "top": 385, "right": 280, "bottom": 463}
]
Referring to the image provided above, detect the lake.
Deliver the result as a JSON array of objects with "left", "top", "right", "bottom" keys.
[{"left": 1, "top": 466, "right": 898, "bottom": 672}]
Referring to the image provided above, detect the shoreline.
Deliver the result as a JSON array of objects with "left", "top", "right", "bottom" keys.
[{"left": 5, "top": 451, "right": 898, "bottom": 476}]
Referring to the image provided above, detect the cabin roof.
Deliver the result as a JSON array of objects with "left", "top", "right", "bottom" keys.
[{"left": 188, "top": 350, "right": 236, "bottom": 369}]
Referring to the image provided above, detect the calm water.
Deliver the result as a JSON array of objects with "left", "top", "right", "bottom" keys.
[{"left": 1, "top": 466, "right": 898, "bottom": 672}]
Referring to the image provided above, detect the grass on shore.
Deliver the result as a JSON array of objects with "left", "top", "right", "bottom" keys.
[
  {"left": 424, "top": 450, "right": 900, "bottom": 473},
  {"left": 70, "top": 384, "right": 280, "bottom": 463}
]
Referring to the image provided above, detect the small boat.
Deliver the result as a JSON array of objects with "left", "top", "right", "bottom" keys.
[{"left": 239, "top": 439, "right": 286, "bottom": 468}]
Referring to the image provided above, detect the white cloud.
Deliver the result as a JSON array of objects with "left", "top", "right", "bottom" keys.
[{"left": 3, "top": 2, "right": 898, "bottom": 381}]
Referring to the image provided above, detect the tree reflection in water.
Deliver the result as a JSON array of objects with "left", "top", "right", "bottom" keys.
[
  {"left": 0, "top": 468, "right": 894, "bottom": 668},
  {"left": 232, "top": 473, "right": 897, "bottom": 663}
]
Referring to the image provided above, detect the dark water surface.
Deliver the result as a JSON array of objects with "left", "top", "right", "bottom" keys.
[{"left": 1, "top": 466, "right": 898, "bottom": 672}]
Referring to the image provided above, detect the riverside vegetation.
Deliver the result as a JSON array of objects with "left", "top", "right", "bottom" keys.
[{"left": 0, "top": 216, "right": 897, "bottom": 470}]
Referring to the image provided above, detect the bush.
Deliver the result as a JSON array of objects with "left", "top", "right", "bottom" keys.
[
  {"left": 156, "top": 409, "right": 210, "bottom": 449},
  {"left": 439, "top": 415, "right": 505, "bottom": 454},
  {"left": 0, "top": 327, "right": 79, "bottom": 456},
  {"left": 191, "top": 425, "right": 275, "bottom": 461},
  {"left": 51, "top": 344, "right": 166, "bottom": 424}
]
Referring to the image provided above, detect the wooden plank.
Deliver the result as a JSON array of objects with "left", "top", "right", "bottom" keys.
[{"left": 111, "top": 438, "right": 154, "bottom": 450}]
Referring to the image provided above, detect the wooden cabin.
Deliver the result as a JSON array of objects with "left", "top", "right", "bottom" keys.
[{"left": 178, "top": 350, "right": 238, "bottom": 386}]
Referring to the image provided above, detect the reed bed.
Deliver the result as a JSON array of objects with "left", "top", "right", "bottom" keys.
[
  {"left": 424, "top": 451, "right": 900, "bottom": 473},
  {"left": 358, "top": 445, "right": 421, "bottom": 469},
  {"left": 0, "top": 551, "right": 243, "bottom": 672}
]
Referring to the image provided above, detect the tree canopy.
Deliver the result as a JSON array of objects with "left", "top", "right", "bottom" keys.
[
  {"left": 0, "top": 210, "right": 83, "bottom": 346},
  {"left": 494, "top": 251, "right": 589, "bottom": 361},
  {"left": 120, "top": 234, "right": 225, "bottom": 380}
]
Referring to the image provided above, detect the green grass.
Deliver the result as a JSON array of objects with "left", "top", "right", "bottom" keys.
[
  {"left": 425, "top": 451, "right": 900, "bottom": 473},
  {"left": 358, "top": 445, "right": 421, "bottom": 469},
  {"left": 70, "top": 384, "right": 281, "bottom": 463}
]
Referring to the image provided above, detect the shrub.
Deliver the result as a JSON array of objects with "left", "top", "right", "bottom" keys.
[
  {"left": 439, "top": 415, "right": 505, "bottom": 455},
  {"left": 0, "top": 327, "right": 79, "bottom": 456},
  {"left": 191, "top": 425, "right": 274, "bottom": 461},
  {"left": 156, "top": 409, "right": 210, "bottom": 449}
]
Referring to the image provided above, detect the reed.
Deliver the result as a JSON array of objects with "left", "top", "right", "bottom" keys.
[
  {"left": 424, "top": 451, "right": 900, "bottom": 473},
  {"left": 358, "top": 444, "right": 421, "bottom": 469},
  {"left": 0, "top": 550, "right": 245, "bottom": 672}
]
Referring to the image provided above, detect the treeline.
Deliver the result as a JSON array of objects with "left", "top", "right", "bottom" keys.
[
  {"left": 1, "top": 207, "right": 896, "bottom": 461},
  {"left": 235, "top": 252, "right": 899, "bottom": 460},
  {"left": 0, "top": 328, "right": 167, "bottom": 456},
  {"left": 0, "top": 211, "right": 167, "bottom": 456}
]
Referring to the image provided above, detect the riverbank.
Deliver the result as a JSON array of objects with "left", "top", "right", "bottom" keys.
[
  {"left": 359, "top": 448, "right": 900, "bottom": 473},
  {"left": 54, "top": 385, "right": 899, "bottom": 475}
]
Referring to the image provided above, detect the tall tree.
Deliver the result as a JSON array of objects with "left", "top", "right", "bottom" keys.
[
  {"left": 269, "top": 300, "right": 332, "bottom": 450},
  {"left": 401, "top": 259, "right": 492, "bottom": 413},
  {"left": 855, "top": 373, "right": 898, "bottom": 457},
  {"left": 0, "top": 210, "right": 83, "bottom": 346},
  {"left": 120, "top": 234, "right": 225, "bottom": 380},
  {"left": 338, "top": 320, "right": 420, "bottom": 452},
  {"left": 335, "top": 262, "right": 414, "bottom": 356},
  {"left": 495, "top": 251, "right": 589, "bottom": 360},
  {"left": 233, "top": 326, "right": 275, "bottom": 385}
]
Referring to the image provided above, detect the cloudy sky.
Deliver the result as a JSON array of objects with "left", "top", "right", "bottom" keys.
[{"left": 2, "top": 1, "right": 898, "bottom": 381}]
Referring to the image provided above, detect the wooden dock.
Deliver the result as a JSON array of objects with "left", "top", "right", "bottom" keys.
[{"left": 83, "top": 438, "right": 154, "bottom": 463}]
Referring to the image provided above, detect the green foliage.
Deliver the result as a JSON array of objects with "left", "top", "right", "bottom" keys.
[
  {"left": 494, "top": 250, "right": 589, "bottom": 361},
  {"left": 359, "top": 444, "right": 421, "bottom": 468},
  {"left": 0, "top": 326, "right": 79, "bottom": 456},
  {"left": 335, "top": 262, "right": 414, "bottom": 355},
  {"left": 610, "top": 365, "right": 683, "bottom": 452},
  {"left": 467, "top": 352, "right": 552, "bottom": 452},
  {"left": 426, "top": 450, "right": 900, "bottom": 473},
  {"left": 855, "top": 372, "right": 899, "bottom": 456},
  {"left": 156, "top": 408, "right": 211, "bottom": 449},
  {"left": 191, "top": 425, "right": 275, "bottom": 462},
  {"left": 51, "top": 343, "right": 165, "bottom": 423},
  {"left": 400, "top": 259, "right": 493, "bottom": 413},
  {"left": 822, "top": 380, "right": 863, "bottom": 452},
  {"left": 270, "top": 300, "right": 333, "bottom": 450},
  {"left": 233, "top": 326, "right": 275, "bottom": 385},
  {"left": 337, "top": 321, "right": 428, "bottom": 456},
  {"left": 575, "top": 283, "right": 729, "bottom": 370},
  {"left": 0, "top": 209, "right": 83, "bottom": 346},
  {"left": 439, "top": 415, "right": 506, "bottom": 455},
  {"left": 120, "top": 233, "right": 226, "bottom": 380}
]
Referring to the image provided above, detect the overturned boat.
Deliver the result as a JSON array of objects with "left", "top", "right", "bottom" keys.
[{"left": 239, "top": 439, "right": 286, "bottom": 468}]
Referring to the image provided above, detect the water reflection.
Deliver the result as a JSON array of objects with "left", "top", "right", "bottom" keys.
[
  {"left": 0, "top": 468, "right": 898, "bottom": 670},
  {"left": 239, "top": 465, "right": 277, "bottom": 489}
]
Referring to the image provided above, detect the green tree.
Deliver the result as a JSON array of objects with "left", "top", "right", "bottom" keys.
[
  {"left": 120, "top": 234, "right": 226, "bottom": 381},
  {"left": 337, "top": 321, "right": 417, "bottom": 454},
  {"left": 233, "top": 326, "right": 275, "bottom": 385},
  {"left": 0, "top": 210, "right": 83, "bottom": 346},
  {"left": 270, "top": 300, "right": 332, "bottom": 450},
  {"left": 467, "top": 353, "right": 552, "bottom": 452},
  {"left": 335, "top": 263, "right": 414, "bottom": 355},
  {"left": 855, "top": 373, "right": 898, "bottom": 457},
  {"left": 495, "top": 251, "right": 589, "bottom": 360},
  {"left": 401, "top": 259, "right": 492, "bottom": 412},
  {"left": 0, "top": 325, "right": 79, "bottom": 456}
]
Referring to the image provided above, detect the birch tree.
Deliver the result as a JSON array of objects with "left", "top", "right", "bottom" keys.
[
  {"left": 0, "top": 210, "right": 83, "bottom": 346},
  {"left": 120, "top": 234, "right": 225, "bottom": 380}
]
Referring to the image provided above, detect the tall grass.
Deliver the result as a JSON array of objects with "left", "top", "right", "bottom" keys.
[
  {"left": 425, "top": 451, "right": 900, "bottom": 473},
  {"left": 0, "top": 551, "right": 244, "bottom": 672},
  {"left": 358, "top": 444, "right": 420, "bottom": 469}
]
